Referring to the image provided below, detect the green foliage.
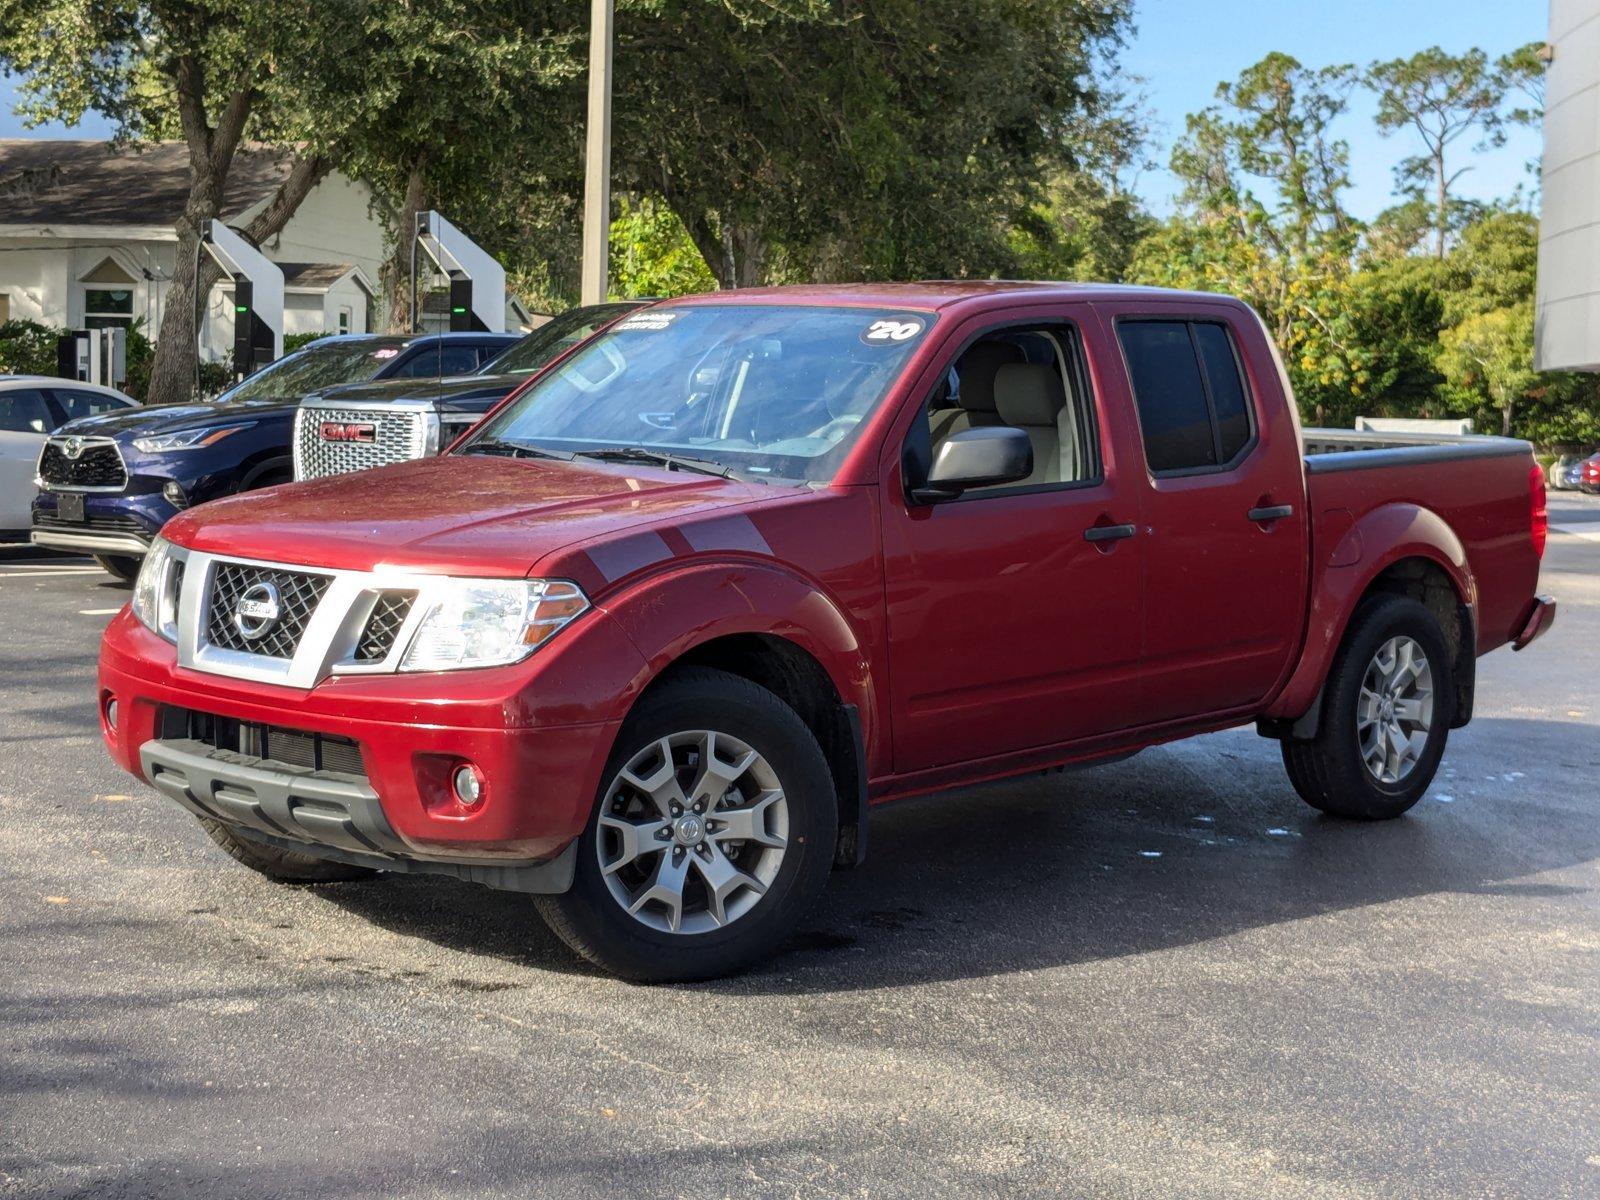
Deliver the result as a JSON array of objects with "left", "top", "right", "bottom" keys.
[
  {"left": 608, "top": 196, "right": 715, "bottom": 299},
  {"left": 0, "top": 320, "right": 65, "bottom": 377},
  {"left": 283, "top": 332, "right": 330, "bottom": 354}
]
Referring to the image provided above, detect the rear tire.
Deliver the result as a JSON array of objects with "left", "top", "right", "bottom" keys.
[
  {"left": 199, "top": 817, "right": 379, "bottom": 883},
  {"left": 535, "top": 667, "right": 837, "bottom": 982},
  {"left": 95, "top": 554, "right": 140, "bottom": 584},
  {"left": 1282, "top": 594, "right": 1454, "bottom": 820}
]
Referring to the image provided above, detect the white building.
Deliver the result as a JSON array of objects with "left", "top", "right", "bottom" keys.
[
  {"left": 0, "top": 140, "right": 383, "bottom": 358},
  {"left": 1536, "top": 0, "right": 1600, "bottom": 371}
]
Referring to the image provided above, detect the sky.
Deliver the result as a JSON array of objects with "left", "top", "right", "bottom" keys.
[{"left": 0, "top": 0, "right": 1547, "bottom": 223}]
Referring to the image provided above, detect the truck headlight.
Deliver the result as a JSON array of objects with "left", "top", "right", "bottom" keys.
[
  {"left": 400, "top": 579, "right": 588, "bottom": 671},
  {"left": 131, "top": 536, "right": 179, "bottom": 641}
]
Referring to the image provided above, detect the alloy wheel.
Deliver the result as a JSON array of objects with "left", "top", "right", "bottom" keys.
[
  {"left": 1356, "top": 635, "right": 1435, "bottom": 784},
  {"left": 596, "top": 730, "right": 789, "bottom": 935}
]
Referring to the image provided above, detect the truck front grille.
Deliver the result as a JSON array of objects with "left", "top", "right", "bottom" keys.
[
  {"left": 355, "top": 591, "right": 416, "bottom": 661},
  {"left": 166, "top": 707, "right": 367, "bottom": 778},
  {"left": 38, "top": 438, "right": 128, "bottom": 490},
  {"left": 205, "top": 562, "right": 331, "bottom": 659},
  {"left": 294, "top": 404, "right": 435, "bottom": 480}
]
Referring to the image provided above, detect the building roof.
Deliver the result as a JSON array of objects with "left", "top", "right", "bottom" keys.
[
  {"left": 0, "top": 139, "right": 294, "bottom": 230},
  {"left": 277, "top": 262, "right": 374, "bottom": 295}
]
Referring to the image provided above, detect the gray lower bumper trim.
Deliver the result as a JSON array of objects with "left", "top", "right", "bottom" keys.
[
  {"left": 31, "top": 529, "right": 150, "bottom": 555},
  {"left": 139, "top": 737, "right": 575, "bottom": 894}
]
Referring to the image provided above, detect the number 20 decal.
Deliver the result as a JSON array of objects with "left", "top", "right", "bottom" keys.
[{"left": 861, "top": 317, "right": 925, "bottom": 344}]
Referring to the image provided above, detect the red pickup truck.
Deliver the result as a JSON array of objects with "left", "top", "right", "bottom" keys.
[{"left": 99, "top": 283, "right": 1555, "bottom": 981}]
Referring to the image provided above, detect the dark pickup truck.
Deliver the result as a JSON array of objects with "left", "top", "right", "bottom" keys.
[
  {"left": 100, "top": 282, "right": 1554, "bottom": 981},
  {"left": 31, "top": 331, "right": 516, "bottom": 579},
  {"left": 294, "top": 301, "right": 643, "bottom": 480}
]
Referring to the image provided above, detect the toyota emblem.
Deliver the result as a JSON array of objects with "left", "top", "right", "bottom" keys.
[
  {"left": 62, "top": 436, "right": 85, "bottom": 459},
  {"left": 233, "top": 581, "right": 282, "bottom": 641}
]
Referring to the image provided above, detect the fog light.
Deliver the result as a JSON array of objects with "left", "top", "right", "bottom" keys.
[
  {"left": 105, "top": 699, "right": 118, "bottom": 731},
  {"left": 451, "top": 764, "right": 484, "bottom": 806},
  {"left": 162, "top": 481, "right": 188, "bottom": 508}
]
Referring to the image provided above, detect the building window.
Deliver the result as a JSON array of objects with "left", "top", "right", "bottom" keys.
[
  {"left": 0, "top": 292, "right": 10, "bottom": 324},
  {"left": 84, "top": 287, "right": 134, "bottom": 330},
  {"left": 338, "top": 305, "right": 352, "bottom": 334}
]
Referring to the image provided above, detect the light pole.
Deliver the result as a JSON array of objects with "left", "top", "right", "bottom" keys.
[{"left": 580, "top": 0, "right": 614, "bottom": 305}]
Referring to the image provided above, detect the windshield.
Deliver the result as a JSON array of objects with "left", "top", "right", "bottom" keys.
[
  {"left": 463, "top": 305, "right": 933, "bottom": 482},
  {"left": 482, "top": 304, "right": 637, "bottom": 376},
  {"left": 220, "top": 339, "right": 406, "bottom": 402}
]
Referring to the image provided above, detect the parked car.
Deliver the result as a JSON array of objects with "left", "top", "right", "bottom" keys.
[
  {"left": 1548, "top": 452, "right": 1588, "bottom": 491},
  {"left": 0, "top": 376, "right": 139, "bottom": 543},
  {"left": 99, "top": 283, "right": 1555, "bottom": 981},
  {"left": 31, "top": 332, "right": 517, "bottom": 580},
  {"left": 294, "top": 301, "right": 646, "bottom": 480},
  {"left": 1581, "top": 452, "right": 1600, "bottom": 494}
]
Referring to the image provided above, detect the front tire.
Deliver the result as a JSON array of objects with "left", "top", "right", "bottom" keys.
[
  {"left": 1283, "top": 594, "right": 1455, "bottom": 820},
  {"left": 199, "top": 817, "right": 379, "bottom": 883},
  {"left": 94, "top": 554, "right": 140, "bottom": 584},
  {"left": 535, "top": 667, "right": 837, "bottom": 982}
]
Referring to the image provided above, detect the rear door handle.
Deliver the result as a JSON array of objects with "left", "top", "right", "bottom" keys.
[
  {"left": 1084, "top": 523, "right": 1138, "bottom": 543},
  {"left": 1247, "top": 504, "right": 1294, "bottom": 522}
]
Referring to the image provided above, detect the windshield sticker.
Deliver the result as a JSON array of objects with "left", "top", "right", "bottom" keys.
[
  {"left": 860, "top": 317, "right": 925, "bottom": 345},
  {"left": 371, "top": 348, "right": 400, "bottom": 359},
  {"left": 613, "top": 311, "right": 680, "bottom": 333}
]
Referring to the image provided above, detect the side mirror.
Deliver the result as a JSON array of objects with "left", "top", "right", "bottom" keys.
[{"left": 910, "top": 426, "right": 1032, "bottom": 503}]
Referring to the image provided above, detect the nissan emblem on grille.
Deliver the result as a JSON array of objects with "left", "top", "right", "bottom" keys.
[
  {"left": 233, "top": 582, "right": 282, "bottom": 641},
  {"left": 320, "top": 421, "right": 376, "bottom": 443}
]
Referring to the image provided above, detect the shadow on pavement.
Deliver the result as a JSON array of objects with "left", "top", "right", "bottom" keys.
[{"left": 311, "top": 715, "right": 1600, "bottom": 992}]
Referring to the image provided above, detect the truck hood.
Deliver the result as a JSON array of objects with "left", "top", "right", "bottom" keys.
[
  {"left": 162, "top": 453, "right": 782, "bottom": 577},
  {"left": 60, "top": 398, "right": 296, "bottom": 440},
  {"left": 313, "top": 372, "right": 523, "bottom": 413}
]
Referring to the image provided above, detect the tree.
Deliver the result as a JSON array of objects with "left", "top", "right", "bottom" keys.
[
  {"left": 1367, "top": 47, "right": 1508, "bottom": 258},
  {"left": 610, "top": 0, "right": 1134, "bottom": 288},
  {"left": 339, "top": 2, "right": 581, "bottom": 331},
  {"left": 1438, "top": 303, "right": 1538, "bottom": 436},
  {"left": 0, "top": 0, "right": 373, "bottom": 403}
]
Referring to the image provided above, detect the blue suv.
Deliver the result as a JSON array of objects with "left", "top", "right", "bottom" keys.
[{"left": 31, "top": 331, "right": 515, "bottom": 579}]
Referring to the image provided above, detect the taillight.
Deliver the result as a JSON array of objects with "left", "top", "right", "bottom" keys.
[{"left": 1529, "top": 464, "right": 1548, "bottom": 559}]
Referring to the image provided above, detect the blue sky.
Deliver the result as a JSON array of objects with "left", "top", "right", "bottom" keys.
[
  {"left": 1, "top": 0, "right": 1546, "bottom": 221},
  {"left": 1122, "top": 0, "right": 1545, "bottom": 217}
]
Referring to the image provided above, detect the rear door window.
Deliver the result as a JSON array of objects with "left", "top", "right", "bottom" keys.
[
  {"left": 51, "top": 388, "right": 129, "bottom": 423},
  {"left": 1117, "top": 319, "right": 1255, "bottom": 475}
]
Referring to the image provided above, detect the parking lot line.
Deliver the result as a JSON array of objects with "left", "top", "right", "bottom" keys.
[
  {"left": 78, "top": 608, "right": 123, "bottom": 616},
  {"left": 0, "top": 570, "right": 112, "bottom": 579}
]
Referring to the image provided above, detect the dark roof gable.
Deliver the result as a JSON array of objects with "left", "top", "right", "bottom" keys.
[{"left": 0, "top": 139, "right": 293, "bottom": 228}]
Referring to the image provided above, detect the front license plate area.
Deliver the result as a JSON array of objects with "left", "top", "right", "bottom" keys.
[{"left": 56, "top": 492, "right": 85, "bottom": 523}]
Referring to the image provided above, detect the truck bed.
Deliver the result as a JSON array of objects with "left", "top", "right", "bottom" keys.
[{"left": 1300, "top": 428, "right": 1540, "bottom": 654}]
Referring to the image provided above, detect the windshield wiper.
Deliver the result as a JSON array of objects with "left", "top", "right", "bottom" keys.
[
  {"left": 459, "top": 438, "right": 577, "bottom": 461},
  {"left": 578, "top": 447, "right": 746, "bottom": 480}
]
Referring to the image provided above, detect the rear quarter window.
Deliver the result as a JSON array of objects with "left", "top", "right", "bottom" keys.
[{"left": 1117, "top": 319, "right": 1256, "bottom": 475}]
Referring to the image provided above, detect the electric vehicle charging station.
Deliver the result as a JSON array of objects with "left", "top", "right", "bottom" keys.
[
  {"left": 55, "top": 328, "right": 127, "bottom": 388},
  {"left": 202, "top": 219, "right": 283, "bottom": 379},
  {"left": 410, "top": 211, "right": 507, "bottom": 333}
]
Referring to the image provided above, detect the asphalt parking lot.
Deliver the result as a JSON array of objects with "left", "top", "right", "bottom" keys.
[{"left": 2, "top": 498, "right": 1598, "bottom": 1200}]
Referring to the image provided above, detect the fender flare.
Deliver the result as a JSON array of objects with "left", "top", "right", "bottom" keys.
[{"left": 1262, "top": 502, "right": 1475, "bottom": 733}]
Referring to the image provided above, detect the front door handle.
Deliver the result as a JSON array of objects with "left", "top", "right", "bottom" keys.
[
  {"left": 1247, "top": 504, "right": 1294, "bottom": 523},
  {"left": 1084, "top": 523, "right": 1138, "bottom": 543}
]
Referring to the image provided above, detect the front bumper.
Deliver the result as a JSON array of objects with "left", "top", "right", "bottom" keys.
[
  {"left": 100, "top": 609, "right": 642, "bottom": 881},
  {"left": 139, "top": 737, "right": 576, "bottom": 891},
  {"left": 32, "top": 491, "right": 172, "bottom": 557}
]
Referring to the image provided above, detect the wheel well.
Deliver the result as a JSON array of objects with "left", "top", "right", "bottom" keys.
[
  {"left": 648, "top": 633, "right": 866, "bottom": 865},
  {"left": 1263, "top": 555, "right": 1475, "bottom": 741},
  {"left": 1358, "top": 557, "right": 1475, "bottom": 729}
]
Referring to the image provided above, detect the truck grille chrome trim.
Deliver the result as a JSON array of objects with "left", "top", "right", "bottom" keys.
[
  {"left": 37, "top": 436, "right": 129, "bottom": 492},
  {"left": 293, "top": 397, "right": 440, "bottom": 481}
]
